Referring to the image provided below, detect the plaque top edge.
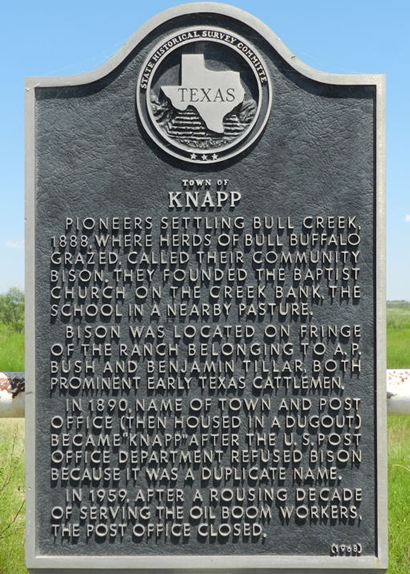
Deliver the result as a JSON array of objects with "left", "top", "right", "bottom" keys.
[{"left": 24, "top": 2, "right": 385, "bottom": 92}]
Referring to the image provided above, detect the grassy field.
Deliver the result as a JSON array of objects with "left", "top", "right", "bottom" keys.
[
  {"left": 0, "top": 419, "right": 25, "bottom": 574},
  {"left": 387, "top": 301, "right": 410, "bottom": 369},
  {"left": 0, "top": 323, "right": 24, "bottom": 372},
  {"left": 386, "top": 302, "right": 410, "bottom": 573},
  {"left": 0, "top": 303, "right": 409, "bottom": 573},
  {"left": 388, "top": 416, "right": 410, "bottom": 572}
]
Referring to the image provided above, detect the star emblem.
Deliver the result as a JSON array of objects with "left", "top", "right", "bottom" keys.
[
  {"left": 201, "top": 154, "right": 208, "bottom": 161},
  {"left": 212, "top": 153, "right": 218, "bottom": 160},
  {"left": 190, "top": 153, "right": 197, "bottom": 160}
]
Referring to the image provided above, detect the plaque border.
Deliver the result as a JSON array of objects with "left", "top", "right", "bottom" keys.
[{"left": 25, "top": 2, "right": 387, "bottom": 572}]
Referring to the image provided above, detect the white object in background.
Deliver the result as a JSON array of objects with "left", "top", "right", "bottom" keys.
[
  {"left": 387, "top": 369, "right": 410, "bottom": 415},
  {"left": 0, "top": 372, "right": 25, "bottom": 418}
]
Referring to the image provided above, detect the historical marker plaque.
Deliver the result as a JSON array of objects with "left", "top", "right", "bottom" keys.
[{"left": 25, "top": 4, "right": 386, "bottom": 572}]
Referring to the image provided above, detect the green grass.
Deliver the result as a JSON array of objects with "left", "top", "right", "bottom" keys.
[
  {"left": 0, "top": 305, "right": 409, "bottom": 573},
  {"left": 388, "top": 416, "right": 410, "bottom": 573},
  {"left": 0, "top": 323, "right": 24, "bottom": 372},
  {"left": 0, "top": 419, "right": 25, "bottom": 574},
  {"left": 387, "top": 301, "right": 410, "bottom": 369},
  {"left": 385, "top": 302, "right": 410, "bottom": 573}
]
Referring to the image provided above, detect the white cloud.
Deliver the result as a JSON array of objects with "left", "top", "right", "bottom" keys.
[{"left": 6, "top": 240, "right": 24, "bottom": 249}]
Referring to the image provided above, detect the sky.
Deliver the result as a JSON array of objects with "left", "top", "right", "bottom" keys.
[{"left": 1, "top": 0, "right": 409, "bottom": 299}]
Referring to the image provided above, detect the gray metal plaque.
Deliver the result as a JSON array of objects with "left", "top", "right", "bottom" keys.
[{"left": 25, "top": 3, "right": 386, "bottom": 573}]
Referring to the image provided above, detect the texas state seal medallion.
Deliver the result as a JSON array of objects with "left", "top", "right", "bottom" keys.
[{"left": 137, "top": 27, "right": 272, "bottom": 163}]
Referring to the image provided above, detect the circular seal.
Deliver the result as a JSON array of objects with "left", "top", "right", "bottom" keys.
[{"left": 137, "top": 27, "right": 272, "bottom": 164}]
